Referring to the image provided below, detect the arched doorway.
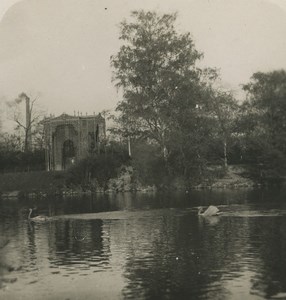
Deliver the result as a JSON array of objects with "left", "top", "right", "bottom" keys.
[{"left": 62, "top": 140, "right": 75, "bottom": 169}]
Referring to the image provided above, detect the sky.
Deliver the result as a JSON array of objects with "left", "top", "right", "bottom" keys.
[{"left": 0, "top": 0, "right": 286, "bottom": 131}]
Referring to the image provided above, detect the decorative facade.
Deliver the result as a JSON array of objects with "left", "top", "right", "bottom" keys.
[{"left": 42, "top": 113, "right": 106, "bottom": 171}]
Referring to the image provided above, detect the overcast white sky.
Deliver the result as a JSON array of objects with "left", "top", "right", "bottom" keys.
[{"left": 0, "top": 0, "right": 286, "bottom": 131}]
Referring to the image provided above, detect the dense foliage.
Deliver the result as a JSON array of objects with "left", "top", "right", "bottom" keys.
[
  {"left": 0, "top": 148, "right": 45, "bottom": 173},
  {"left": 111, "top": 11, "right": 205, "bottom": 152},
  {"left": 0, "top": 131, "right": 45, "bottom": 173},
  {"left": 65, "top": 143, "right": 130, "bottom": 189},
  {"left": 239, "top": 70, "right": 286, "bottom": 182},
  {"left": 110, "top": 10, "right": 286, "bottom": 185},
  {"left": 111, "top": 11, "right": 241, "bottom": 182}
]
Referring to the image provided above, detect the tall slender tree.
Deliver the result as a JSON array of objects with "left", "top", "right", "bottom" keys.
[
  {"left": 6, "top": 92, "right": 45, "bottom": 152},
  {"left": 207, "top": 89, "right": 239, "bottom": 167},
  {"left": 111, "top": 11, "right": 204, "bottom": 161}
]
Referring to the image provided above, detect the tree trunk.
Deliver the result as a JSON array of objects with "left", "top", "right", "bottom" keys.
[
  {"left": 128, "top": 136, "right": 131, "bottom": 157},
  {"left": 25, "top": 96, "right": 32, "bottom": 152},
  {"left": 223, "top": 140, "right": 228, "bottom": 168}
]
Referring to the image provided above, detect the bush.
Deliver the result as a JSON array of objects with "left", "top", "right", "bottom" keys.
[
  {"left": 130, "top": 142, "right": 171, "bottom": 187},
  {"left": 66, "top": 144, "right": 130, "bottom": 189},
  {"left": 0, "top": 149, "right": 45, "bottom": 173}
]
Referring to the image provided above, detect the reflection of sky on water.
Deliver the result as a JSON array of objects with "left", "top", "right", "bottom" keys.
[{"left": 1, "top": 189, "right": 286, "bottom": 299}]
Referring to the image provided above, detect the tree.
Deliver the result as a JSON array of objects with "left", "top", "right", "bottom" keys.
[
  {"left": 111, "top": 10, "right": 204, "bottom": 161},
  {"left": 241, "top": 70, "right": 286, "bottom": 180},
  {"left": 6, "top": 92, "right": 45, "bottom": 152},
  {"left": 0, "top": 132, "right": 23, "bottom": 152},
  {"left": 206, "top": 89, "right": 239, "bottom": 167},
  {"left": 243, "top": 70, "right": 286, "bottom": 152}
]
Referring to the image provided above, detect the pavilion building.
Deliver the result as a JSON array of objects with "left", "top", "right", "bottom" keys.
[{"left": 42, "top": 113, "right": 106, "bottom": 171}]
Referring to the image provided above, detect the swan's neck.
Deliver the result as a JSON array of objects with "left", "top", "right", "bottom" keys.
[
  {"left": 28, "top": 209, "right": 32, "bottom": 219},
  {"left": 198, "top": 208, "right": 204, "bottom": 216}
]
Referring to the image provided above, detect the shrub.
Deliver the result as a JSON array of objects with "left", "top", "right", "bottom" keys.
[{"left": 66, "top": 144, "right": 130, "bottom": 189}]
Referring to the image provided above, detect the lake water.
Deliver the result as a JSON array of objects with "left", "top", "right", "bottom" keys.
[{"left": 1, "top": 188, "right": 286, "bottom": 300}]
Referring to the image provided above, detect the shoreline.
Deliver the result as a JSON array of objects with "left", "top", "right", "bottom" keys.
[
  {"left": 0, "top": 164, "right": 283, "bottom": 200},
  {"left": 0, "top": 181, "right": 269, "bottom": 201}
]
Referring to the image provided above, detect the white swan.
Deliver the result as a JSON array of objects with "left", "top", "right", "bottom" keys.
[
  {"left": 28, "top": 208, "right": 49, "bottom": 222},
  {"left": 198, "top": 205, "right": 222, "bottom": 217}
]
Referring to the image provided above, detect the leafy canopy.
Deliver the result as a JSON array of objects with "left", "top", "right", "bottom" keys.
[{"left": 111, "top": 10, "right": 205, "bottom": 149}]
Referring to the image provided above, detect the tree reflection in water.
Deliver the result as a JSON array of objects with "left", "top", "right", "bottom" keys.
[
  {"left": 45, "top": 219, "right": 110, "bottom": 271},
  {"left": 119, "top": 209, "right": 286, "bottom": 299}
]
